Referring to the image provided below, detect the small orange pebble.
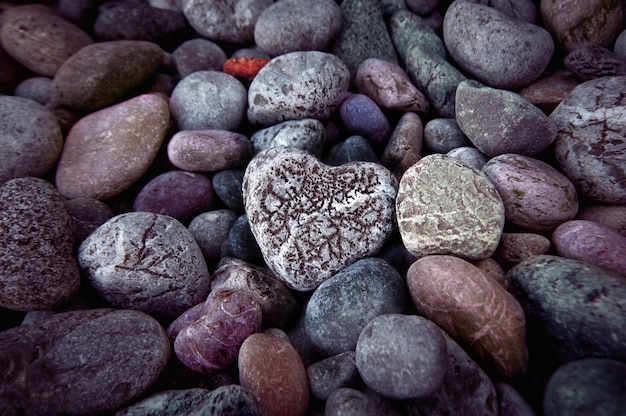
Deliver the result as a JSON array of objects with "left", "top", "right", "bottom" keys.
[{"left": 223, "top": 57, "right": 270, "bottom": 81}]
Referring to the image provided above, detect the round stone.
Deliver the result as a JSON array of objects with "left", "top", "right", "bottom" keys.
[
  {"left": 65, "top": 197, "right": 114, "bottom": 245},
  {"left": 171, "top": 38, "right": 227, "bottom": 78},
  {"left": 446, "top": 147, "right": 488, "bottom": 170},
  {"left": 339, "top": 93, "right": 392, "bottom": 147},
  {"left": 396, "top": 154, "right": 505, "bottom": 261},
  {"left": 325, "top": 388, "right": 387, "bottom": 416},
  {"left": 323, "top": 136, "right": 380, "bottom": 166},
  {"left": 423, "top": 118, "right": 471, "bottom": 154}
]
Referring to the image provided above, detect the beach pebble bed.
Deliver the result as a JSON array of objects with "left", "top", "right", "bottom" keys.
[{"left": 1, "top": 0, "right": 626, "bottom": 415}]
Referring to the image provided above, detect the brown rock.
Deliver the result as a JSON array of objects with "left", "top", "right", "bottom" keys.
[
  {"left": 495, "top": 233, "right": 551, "bottom": 264},
  {"left": 238, "top": 331, "right": 309, "bottom": 416},
  {"left": 407, "top": 255, "right": 528, "bottom": 378},
  {"left": 518, "top": 70, "right": 580, "bottom": 113}
]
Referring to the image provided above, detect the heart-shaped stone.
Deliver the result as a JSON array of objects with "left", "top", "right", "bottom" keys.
[{"left": 243, "top": 148, "right": 398, "bottom": 291}]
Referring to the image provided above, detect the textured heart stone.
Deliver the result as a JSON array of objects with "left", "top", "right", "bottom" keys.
[{"left": 243, "top": 148, "right": 397, "bottom": 291}]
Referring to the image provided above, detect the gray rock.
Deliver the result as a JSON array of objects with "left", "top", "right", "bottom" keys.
[
  {"left": 250, "top": 118, "right": 326, "bottom": 157},
  {"left": 396, "top": 154, "right": 505, "bottom": 260},
  {"left": 170, "top": 71, "right": 247, "bottom": 131},
  {"left": 423, "top": 118, "right": 471, "bottom": 153},
  {"left": 325, "top": 388, "right": 387, "bottom": 416},
  {"left": 188, "top": 210, "right": 238, "bottom": 261},
  {"left": 323, "top": 135, "right": 380, "bottom": 166},
  {"left": 247, "top": 51, "right": 350, "bottom": 126},
  {"left": 305, "top": 258, "right": 405, "bottom": 356},
  {"left": 243, "top": 148, "right": 397, "bottom": 291},
  {"left": 455, "top": 80, "right": 557, "bottom": 157},
  {"left": 212, "top": 170, "right": 245, "bottom": 214},
  {"left": 0, "top": 309, "right": 170, "bottom": 416},
  {"left": 0, "top": 96, "right": 63, "bottom": 185},
  {"left": 551, "top": 76, "right": 626, "bottom": 204},
  {"left": 389, "top": 9, "right": 446, "bottom": 64},
  {"left": 307, "top": 351, "right": 360, "bottom": 401},
  {"left": 78, "top": 212, "right": 211, "bottom": 320},
  {"left": 443, "top": 0, "right": 553, "bottom": 89},
  {"left": 226, "top": 214, "right": 264, "bottom": 264},
  {"left": 406, "top": 0, "right": 439, "bottom": 16},
  {"left": 614, "top": 29, "right": 626, "bottom": 62},
  {"left": 355, "top": 314, "right": 448, "bottom": 399},
  {"left": 172, "top": 38, "right": 227, "bottom": 78},
  {"left": 481, "top": 0, "right": 538, "bottom": 23},
  {"left": 495, "top": 382, "right": 536, "bottom": 416},
  {"left": 13, "top": 77, "right": 54, "bottom": 105},
  {"left": 564, "top": 43, "right": 626, "bottom": 81},
  {"left": 65, "top": 197, "right": 114, "bottom": 245},
  {"left": 446, "top": 146, "right": 488, "bottom": 170},
  {"left": 202, "top": 384, "right": 259, "bottom": 416},
  {"left": 381, "top": 111, "right": 423, "bottom": 176},
  {"left": 115, "top": 388, "right": 214, "bottom": 416}
]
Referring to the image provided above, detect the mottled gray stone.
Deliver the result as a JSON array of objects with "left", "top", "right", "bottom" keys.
[
  {"left": 172, "top": 38, "right": 227, "bottom": 78},
  {"left": 551, "top": 76, "right": 626, "bottom": 204},
  {"left": 396, "top": 154, "right": 505, "bottom": 260},
  {"left": 307, "top": 351, "right": 360, "bottom": 401},
  {"left": 446, "top": 146, "right": 488, "bottom": 170},
  {"left": 389, "top": 9, "right": 446, "bottom": 64},
  {"left": 423, "top": 118, "right": 471, "bottom": 153},
  {"left": 250, "top": 118, "right": 326, "bottom": 157},
  {"left": 0, "top": 309, "right": 170, "bottom": 416},
  {"left": 78, "top": 212, "right": 211, "bottom": 320},
  {"left": 323, "top": 135, "right": 380, "bottom": 166},
  {"left": 381, "top": 111, "right": 423, "bottom": 177},
  {"left": 614, "top": 29, "right": 626, "bottom": 62},
  {"left": 243, "top": 148, "right": 397, "bottom": 291},
  {"left": 305, "top": 258, "right": 405, "bottom": 356},
  {"left": 188, "top": 210, "right": 238, "bottom": 261},
  {"left": 115, "top": 388, "right": 214, "bottom": 416},
  {"left": 212, "top": 170, "right": 245, "bottom": 213}
]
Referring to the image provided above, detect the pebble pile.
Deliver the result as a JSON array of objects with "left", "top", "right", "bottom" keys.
[{"left": 0, "top": 0, "right": 625, "bottom": 415}]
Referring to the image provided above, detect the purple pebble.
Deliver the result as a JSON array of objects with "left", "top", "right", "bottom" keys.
[{"left": 339, "top": 93, "right": 391, "bottom": 147}]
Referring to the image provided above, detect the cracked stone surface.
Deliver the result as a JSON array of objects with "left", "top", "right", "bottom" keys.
[
  {"left": 78, "top": 212, "right": 211, "bottom": 320},
  {"left": 243, "top": 148, "right": 398, "bottom": 291},
  {"left": 396, "top": 154, "right": 505, "bottom": 261}
]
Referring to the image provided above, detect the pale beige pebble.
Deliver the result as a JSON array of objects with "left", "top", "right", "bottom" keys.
[
  {"left": 407, "top": 255, "right": 528, "bottom": 378},
  {"left": 238, "top": 331, "right": 309, "bottom": 416}
]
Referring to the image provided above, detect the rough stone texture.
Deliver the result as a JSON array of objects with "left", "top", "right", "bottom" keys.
[
  {"left": 306, "top": 351, "right": 360, "bottom": 401},
  {"left": 0, "top": 96, "right": 63, "bottom": 185},
  {"left": 181, "top": 0, "right": 272, "bottom": 43},
  {"left": 482, "top": 153, "right": 579, "bottom": 232},
  {"left": 551, "top": 76, "right": 626, "bottom": 204},
  {"left": 254, "top": 0, "right": 342, "bottom": 57},
  {"left": 396, "top": 154, "right": 505, "bottom": 261},
  {"left": 174, "top": 289, "right": 262, "bottom": 374},
  {"left": 305, "top": 258, "right": 405, "bottom": 355},
  {"left": 355, "top": 314, "right": 448, "bottom": 399},
  {"left": 211, "top": 256, "right": 300, "bottom": 328},
  {"left": 552, "top": 220, "right": 626, "bottom": 277},
  {"left": 507, "top": 255, "right": 626, "bottom": 363},
  {"left": 247, "top": 51, "right": 350, "bottom": 126},
  {"left": 78, "top": 212, "right": 211, "bottom": 320},
  {"left": 55, "top": 94, "right": 170, "bottom": 200},
  {"left": 564, "top": 44, "right": 626, "bottom": 81},
  {"left": 408, "top": 255, "right": 528, "bottom": 378},
  {"left": 250, "top": 118, "right": 326, "bottom": 157},
  {"left": 0, "top": 309, "right": 170, "bottom": 416},
  {"left": 51, "top": 40, "right": 163, "bottom": 113},
  {"left": 494, "top": 233, "right": 551, "bottom": 265},
  {"left": 0, "top": 177, "right": 81, "bottom": 311},
  {"left": 0, "top": 4, "right": 93, "bottom": 76},
  {"left": 243, "top": 148, "right": 397, "bottom": 291},
  {"left": 543, "top": 358, "right": 626, "bottom": 416},
  {"left": 455, "top": 80, "right": 557, "bottom": 157},
  {"left": 65, "top": 197, "right": 114, "bottom": 245},
  {"left": 188, "top": 210, "right": 238, "bottom": 261},
  {"left": 239, "top": 331, "right": 309, "bottom": 416},
  {"left": 443, "top": 0, "right": 553, "bottom": 89},
  {"left": 325, "top": 388, "right": 387, "bottom": 416},
  {"left": 389, "top": 9, "right": 447, "bottom": 64}
]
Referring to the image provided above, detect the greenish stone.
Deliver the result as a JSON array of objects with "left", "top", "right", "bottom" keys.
[{"left": 389, "top": 9, "right": 446, "bottom": 64}]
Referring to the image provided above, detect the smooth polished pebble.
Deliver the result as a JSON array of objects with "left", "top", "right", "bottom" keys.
[
  {"left": 495, "top": 233, "right": 551, "bottom": 265},
  {"left": 323, "top": 135, "right": 380, "bottom": 166},
  {"left": 339, "top": 93, "right": 392, "bottom": 147},
  {"left": 188, "top": 210, "right": 238, "bottom": 261},
  {"left": 13, "top": 76, "right": 54, "bottom": 106},
  {"left": 446, "top": 146, "right": 488, "bottom": 170},
  {"left": 577, "top": 204, "right": 626, "bottom": 236},
  {"left": 250, "top": 118, "right": 326, "bottom": 157},
  {"left": 381, "top": 111, "right": 423, "bottom": 177},
  {"left": 564, "top": 44, "right": 626, "bottom": 81},
  {"left": 423, "top": 117, "right": 471, "bottom": 153},
  {"left": 172, "top": 38, "right": 228, "bottom": 78},
  {"left": 518, "top": 69, "right": 580, "bottom": 113},
  {"left": 325, "top": 388, "right": 387, "bottom": 416},
  {"left": 212, "top": 169, "right": 246, "bottom": 213},
  {"left": 227, "top": 215, "right": 264, "bottom": 264},
  {"left": 65, "top": 197, "right": 114, "bottom": 245}
]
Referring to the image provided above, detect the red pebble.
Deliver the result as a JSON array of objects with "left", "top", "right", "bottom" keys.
[{"left": 223, "top": 57, "right": 270, "bottom": 81}]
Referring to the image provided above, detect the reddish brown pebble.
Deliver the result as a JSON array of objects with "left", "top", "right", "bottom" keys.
[
  {"left": 239, "top": 331, "right": 309, "bottom": 416},
  {"left": 518, "top": 70, "right": 580, "bottom": 113},
  {"left": 223, "top": 57, "right": 270, "bottom": 81},
  {"left": 495, "top": 232, "right": 551, "bottom": 264}
]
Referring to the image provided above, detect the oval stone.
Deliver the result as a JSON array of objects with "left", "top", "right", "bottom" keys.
[
  {"left": 443, "top": 0, "right": 553, "bottom": 89},
  {"left": 407, "top": 255, "right": 528, "bottom": 378},
  {"left": 55, "top": 94, "right": 170, "bottom": 200},
  {"left": 305, "top": 258, "right": 405, "bottom": 356},
  {"left": 0, "top": 309, "right": 170, "bottom": 416},
  {"left": 355, "top": 314, "right": 448, "bottom": 399},
  {"left": 423, "top": 118, "right": 471, "bottom": 154},
  {"left": 212, "top": 170, "right": 245, "bottom": 213},
  {"left": 172, "top": 38, "right": 227, "bottom": 79},
  {"left": 482, "top": 153, "right": 578, "bottom": 232},
  {"left": 381, "top": 111, "right": 423, "bottom": 177},
  {"left": 247, "top": 51, "right": 350, "bottom": 126},
  {"left": 250, "top": 118, "right": 326, "bottom": 157},
  {"left": 389, "top": 9, "right": 447, "bottom": 64},
  {"left": 78, "top": 212, "right": 211, "bottom": 320},
  {"left": 577, "top": 204, "right": 626, "bottom": 236},
  {"left": 396, "top": 154, "right": 505, "bottom": 261},
  {"left": 0, "top": 96, "right": 63, "bottom": 185}
]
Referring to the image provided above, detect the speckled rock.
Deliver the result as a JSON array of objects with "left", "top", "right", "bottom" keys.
[
  {"left": 355, "top": 314, "right": 448, "bottom": 399},
  {"left": 132, "top": 171, "right": 214, "bottom": 221},
  {"left": 188, "top": 210, "right": 238, "bottom": 261},
  {"left": 243, "top": 148, "right": 397, "bottom": 291},
  {"left": 0, "top": 309, "right": 170, "bottom": 416},
  {"left": 174, "top": 289, "right": 262, "bottom": 374},
  {"left": 325, "top": 388, "right": 387, "bottom": 416},
  {"left": 254, "top": 0, "right": 342, "bottom": 56},
  {"left": 305, "top": 258, "right": 405, "bottom": 356},
  {"left": 455, "top": 80, "right": 558, "bottom": 157},
  {"left": 443, "top": 0, "right": 553, "bottom": 89},
  {"left": 543, "top": 358, "right": 626, "bottom": 416},
  {"left": 238, "top": 331, "right": 309, "bottom": 416},
  {"left": 389, "top": 9, "right": 447, "bottom": 64},
  {"left": 247, "top": 51, "right": 350, "bottom": 126},
  {"left": 564, "top": 44, "right": 626, "bottom": 81},
  {"left": 211, "top": 256, "right": 300, "bottom": 328},
  {"left": 396, "top": 154, "right": 505, "bottom": 261},
  {"left": 65, "top": 197, "right": 114, "bottom": 245},
  {"left": 0, "top": 177, "right": 80, "bottom": 311},
  {"left": 78, "top": 212, "right": 211, "bottom": 320},
  {"left": 115, "top": 388, "right": 215, "bottom": 416},
  {"left": 551, "top": 76, "right": 626, "bottom": 204},
  {"left": 446, "top": 146, "right": 488, "bottom": 170},
  {"left": 507, "top": 255, "right": 626, "bottom": 362},
  {"left": 482, "top": 153, "right": 578, "bottom": 232},
  {"left": 307, "top": 351, "right": 360, "bottom": 401},
  {"left": 212, "top": 170, "right": 245, "bottom": 213},
  {"left": 55, "top": 94, "right": 170, "bottom": 200},
  {"left": 495, "top": 233, "right": 551, "bottom": 265},
  {"left": 540, "top": 0, "right": 624, "bottom": 53},
  {"left": 181, "top": 0, "right": 273, "bottom": 43},
  {"left": 552, "top": 220, "right": 626, "bottom": 277},
  {"left": 167, "top": 129, "right": 252, "bottom": 172},
  {"left": 381, "top": 112, "right": 423, "bottom": 177},
  {"left": 423, "top": 118, "right": 471, "bottom": 153},
  {"left": 51, "top": 40, "right": 163, "bottom": 112},
  {"left": 0, "top": 4, "right": 93, "bottom": 76},
  {"left": 250, "top": 118, "right": 326, "bottom": 157},
  {"left": 170, "top": 71, "right": 247, "bottom": 131},
  {"left": 0, "top": 96, "right": 63, "bottom": 185}
]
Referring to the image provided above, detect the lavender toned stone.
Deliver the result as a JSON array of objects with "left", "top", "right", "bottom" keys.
[
  {"left": 423, "top": 118, "right": 471, "bottom": 153},
  {"left": 325, "top": 388, "right": 387, "bottom": 416},
  {"left": 188, "top": 210, "right": 238, "bottom": 261},
  {"left": 243, "top": 148, "right": 397, "bottom": 291},
  {"left": 172, "top": 38, "right": 227, "bottom": 79},
  {"left": 307, "top": 351, "right": 359, "bottom": 401},
  {"left": 339, "top": 93, "right": 391, "bottom": 147}
]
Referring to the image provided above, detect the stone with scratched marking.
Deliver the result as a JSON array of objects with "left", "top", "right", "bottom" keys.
[{"left": 243, "top": 148, "right": 398, "bottom": 291}]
